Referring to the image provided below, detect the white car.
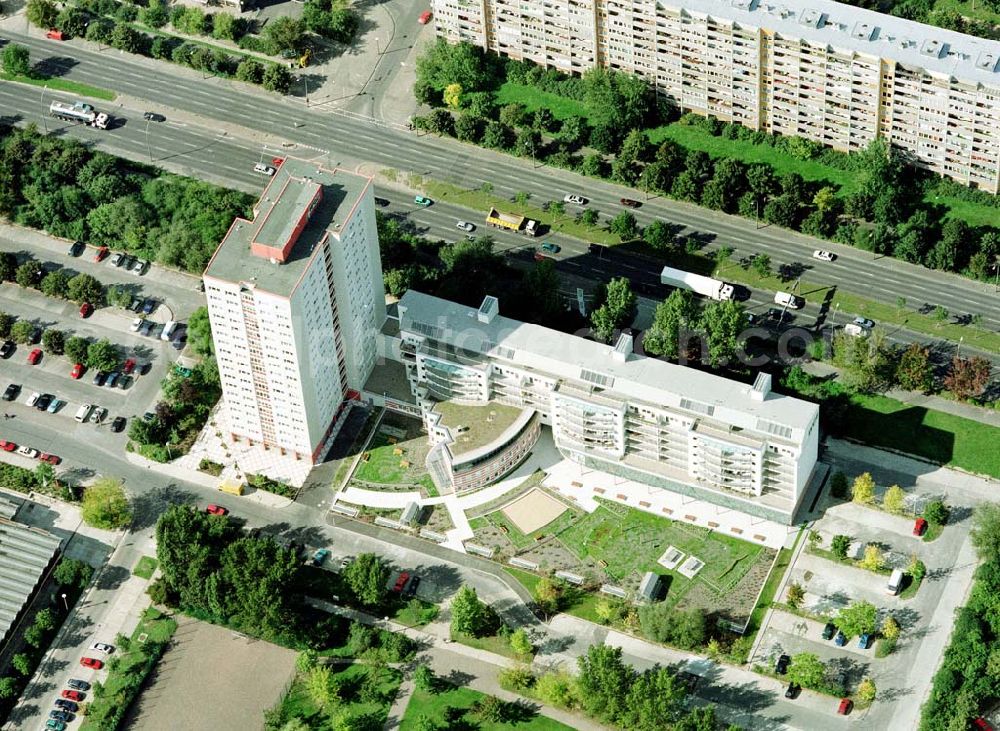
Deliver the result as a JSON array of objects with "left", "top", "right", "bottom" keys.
[
  {"left": 130, "top": 317, "right": 144, "bottom": 332},
  {"left": 130, "top": 259, "right": 148, "bottom": 275},
  {"left": 853, "top": 317, "right": 875, "bottom": 329},
  {"left": 253, "top": 163, "right": 276, "bottom": 176},
  {"left": 563, "top": 194, "right": 587, "bottom": 205},
  {"left": 25, "top": 392, "right": 40, "bottom": 407},
  {"left": 17, "top": 445, "right": 38, "bottom": 458},
  {"left": 455, "top": 221, "right": 475, "bottom": 232},
  {"left": 812, "top": 250, "right": 835, "bottom": 262},
  {"left": 90, "top": 642, "right": 115, "bottom": 654},
  {"left": 89, "top": 407, "right": 108, "bottom": 425}
]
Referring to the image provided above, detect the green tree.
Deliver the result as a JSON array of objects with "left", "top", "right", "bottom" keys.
[
  {"left": 851, "top": 473, "right": 876, "bottom": 505},
  {"left": 40, "top": 269, "right": 71, "bottom": 299},
  {"left": 786, "top": 653, "right": 826, "bottom": 690},
  {"left": 857, "top": 677, "right": 877, "bottom": 703},
  {"left": 10, "top": 321, "right": 36, "bottom": 345},
  {"left": 576, "top": 644, "right": 634, "bottom": 723},
  {"left": 87, "top": 338, "right": 120, "bottom": 372},
  {"left": 882, "top": 485, "right": 906, "bottom": 514},
  {"left": 413, "top": 664, "right": 436, "bottom": 692},
  {"left": 591, "top": 277, "right": 636, "bottom": 340},
  {"left": 970, "top": 503, "right": 1000, "bottom": 560},
  {"left": 450, "top": 585, "right": 497, "bottom": 637},
  {"left": 53, "top": 558, "right": 94, "bottom": 589},
  {"left": 923, "top": 500, "right": 950, "bottom": 526},
  {"left": 894, "top": 342, "right": 934, "bottom": 393},
  {"left": 700, "top": 299, "right": 746, "bottom": 367},
  {"left": 305, "top": 665, "right": 333, "bottom": 709},
  {"left": 644, "top": 289, "right": 698, "bottom": 360},
  {"left": 832, "top": 329, "right": 895, "bottom": 393},
  {"left": 881, "top": 616, "right": 900, "bottom": 641},
  {"left": 533, "top": 577, "right": 562, "bottom": 616},
  {"left": 858, "top": 544, "right": 885, "bottom": 572},
  {"left": 262, "top": 16, "right": 305, "bottom": 53},
  {"left": 11, "top": 654, "right": 31, "bottom": 676},
  {"left": 786, "top": 582, "right": 805, "bottom": 609},
  {"left": 81, "top": 477, "right": 131, "bottom": 529},
  {"left": 836, "top": 600, "right": 877, "bottom": 637},
  {"left": 343, "top": 553, "right": 390, "bottom": 607},
  {"left": 609, "top": 212, "right": 639, "bottom": 240},
  {"left": 32, "top": 608, "right": 56, "bottom": 633},
  {"left": 296, "top": 649, "right": 318, "bottom": 673},
  {"left": 2, "top": 44, "right": 30, "bottom": 77},
  {"left": 65, "top": 336, "right": 89, "bottom": 365},
  {"left": 643, "top": 220, "right": 672, "bottom": 250},
  {"left": 829, "top": 471, "right": 849, "bottom": 499},
  {"left": 473, "top": 695, "right": 506, "bottom": 723},
  {"left": 579, "top": 208, "right": 599, "bottom": 227},
  {"left": 15, "top": 261, "right": 43, "bottom": 289},
  {"left": 0, "top": 677, "right": 16, "bottom": 699},
  {"left": 750, "top": 253, "right": 771, "bottom": 278},
  {"left": 510, "top": 628, "right": 534, "bottom": 657},
  {"left": 908, "top": 555, "right": 926, "bottom": 583},
  {"left": 26, "top": 0, "right": 59, "bottom": 28},
  {"left": 262, "top": 64, "right": 292, "bottom": 94},
  {"left": 187, "top": 306, "right": 214, "bottom": 356},
  {"left": 110, "top": 22, "right": 144, "bottom": 53},
  {"left": 0, "top": 253, "right": 15, "bottom": 281},
  {"left": 831, "top": 534, "right": 851, "bottom": 560},
  {"left": 0, "top": 312, "right": 11, "bottom": 339},
  {"left": 66, "top": 273, "right": 104, "bottom": 305},
  {"left": 35, "top": 462, "right": 55, "bottom": 489}
]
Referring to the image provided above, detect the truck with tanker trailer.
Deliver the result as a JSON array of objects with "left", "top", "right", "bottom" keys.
[
  {"left": 660, "top": 266, "right": 734, "bottom": 301},
  {"left": 49, "top": 101, "right": 110, "bottom": 129}
]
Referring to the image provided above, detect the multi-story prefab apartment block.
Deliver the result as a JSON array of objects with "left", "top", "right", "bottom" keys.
[
  {"left": 203, "top": 159, "right": 385, "bottom": 463},
  {"left": 394, "top": 291, "right": 819, "bottom": 524},
  {"left": 433, "top": 0, "right": 1000, "bottom": 191}
]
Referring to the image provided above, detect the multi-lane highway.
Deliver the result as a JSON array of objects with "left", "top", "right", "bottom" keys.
[{"left": 0, "top": 26, "right": 997, "bottom": 345}]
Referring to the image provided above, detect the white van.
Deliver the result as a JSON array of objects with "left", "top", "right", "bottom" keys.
[
  {"left": 74, "top": 403, "right": 93, "bottom": 423},
  {"left": 160, "top": 320, "right": 178, "bottom": 341},
  {"left": 773, "top": 291, "right": 801, "bottom": 309},
  {"left": 844, "top": 323, "right": 870, "bottom": 337},
  {"left": 887, "top": 568, "right": 904, "bottom": 595}
]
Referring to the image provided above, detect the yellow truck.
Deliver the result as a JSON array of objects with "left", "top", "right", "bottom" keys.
[
  {"left": 218, "top": 479, "right": 245, "bottom": 496},
  {"left": 486, "top": 207, "right": 540, "bottom": 236}
]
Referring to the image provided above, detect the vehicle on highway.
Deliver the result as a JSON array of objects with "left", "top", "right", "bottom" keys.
[
  {"left": 93, "top": 246, "right": 109, "bottom": 263},
  {"left": 822, "top": 622, "right": 837, "bottom": 640},
  {"left": 541, "top": 242, "right": 560, "bottom": 253},
  {"left": 0, "top": 441, "right": 16, "bottom": 452},
  {"left": 844, "top": 322, "right": 869, "bottom": 338},
  {"left": 36, "top": 393, "right": 54, "bottom": 411},
  {"left": 0, "top": 341, "right": 14, "bottom": 358},
  {"left": 131, "top": 259, "right": 148, "bottom": 275},
  {"left": 61, "top": 689, "right": 84, "bottom": 701},
  {"left": 90, "top": 407, "right": 108, "bottom": 425},
  {"left": 837, "top": 698, "right": 853, "bottom": 715},
  {"left": 392, "top": 572, "right": 410, "bottom": 593},
  {"left": 92, "top": 371, "right": 108, "bottom": 387},
  {"left": 53, "top": 698, "right": 77, "bottom": 712},
  {"left": 109, "top": 252, "right": 124, "bottom": 267},
  {"left": 110, "top": 416, "right": 127, "bottom": 433},
  {"left": 79, "top": 657, "right": 102, "bottom": 669},
  {"left": 67, "top": 679, "right": 89, "bottom": 691},
  {"left": 2, "top": 384, "right": 20, "bottom": 401},
  {"left": 27, "top": 348, "right": 43, "bottom": 365},
  {"left": 106, "top": 372, "right": 120, "bottom": 388},
  {"left": 46, "top": 720, "right": 66, "bottom": 731},
  {"left": 45, "top": 28, "right": 65, "bottom": 40},
  {"left": 784, "top": 682, "right": 800, "bottom": 699},
  {"left": 486, "top": 207, "right": 540, "bottom": 236},
  {"left": 620, "top": 198, "right": 641, "bottom": 208},
  {"left": 312, "top": 548, "right": 330, "bottom": 566},
  {"left": 206, "top": 504, "right": 227, "bottom": 516},
  {"left": 660, "top": 266, "right": 735, "bottom": 301},
  {"left": 533, "top": 251, "right": 550, "bottom": 262},
  {"left": 79, "top": 302, "right": 93, "bottom": 318},
  {"left": 373, "top": 196, "right": 390, "bottom": 207},
  {"left": 90, "top": 642, "right": 114, "bottom": 654},
  {"left": 418, "top": 9, "right": 432, "bottom": 23},
  {"left": 456, "top": 221, "right": 475, "bottom": 232},
  {"left": 123, "top": 358, "right": 136, "bottom": 374},
  {"left": 774, "top": 654, "right": 790, "bottom": 675},
  {"left": 853, "top": 316, "right": 875, "bottom": 329},
  {"left": 47, "top": 398, "right": 65, "bottom": 413},
  {"left": 26, "top": 392, "right": 40, "bottom": 408},
  {"left": 130, "top": 317, "right": 144, "bottom": 332},
  {"left": 563, "top": 194, "right": 587, "bottom": 205},
  {"left": 17, "top": 445, "right": 39, "bottom": 458},
  {"left": 141, "top": 298, "right": 157, "bottom": 315},
  {"left": 414, "top": 195, "right": 433, "bottom": 206},
  {"left": 813, "top": 249, "right": 835, "bottom": 262},
  {"left": 773, "top": 291, "right": 802, "bottom": 309},
  {"left": 143, "top": 111, "right": 166, "bottom": 122},
  {"left": 254, "top": 163, "right": 276, "bottom": 176},
  {"left": 70, "top": 363, "right": 85, "bottom": 380},
  {"left": 404, "top": 575, "right": 420, "bottom": 598}
]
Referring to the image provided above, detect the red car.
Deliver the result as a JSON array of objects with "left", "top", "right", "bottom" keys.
[
  {"left": 418, "top": 10, "right": 432, "bottom": 23},
  {"left": 837, "top": 698, "right": 853, "bottom": 716},
  {"left": 70, "top": 363, "right": 85, "bottom": 379},
  {"left": 913, "top": 517, "right": 928, "bottom": 536},
  {"left": 93, "top": 246, "right": 108, "bottom": 263},
  {"left": 61, "top": 689, "right": 83, "bottom": 701},
  {"left": 973, "top": 718, "right": 994, "bottom": 731},
  {"left": 79, "top": 303, "right": 93, "bottom": 318},
  {"left": 39, "top": 453, "right": 61, "bottom": 465},
  {"left": 46, "top": 29, "right": 65, "bottom": 40},
  {"left": 206, "top": 504, "right": 227, "bottom": 516},
  {"left": 620, "top": 198, "right": 641, "bottom": 208},
  {"left": 80, "top": 657, "right": 103, "bottom": 669},
  {"left": 0, "top": 441, "right": 16, "bottom": 452},
  {"left": 27, "top": 348, "right": 42, "bottom": 365},
  {"left": 123, "top": 358, "right": 136, "bottom": 375},
  {"left": 392, "top": 571, "right": 410, "bottom": 593},
  {"left": 271, "top": 157, "right": 286, "bottom": 166}
]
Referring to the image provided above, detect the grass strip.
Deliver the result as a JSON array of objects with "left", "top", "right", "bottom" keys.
[{"left": 2, "top": 73, "right": 117, "bottom": 101}]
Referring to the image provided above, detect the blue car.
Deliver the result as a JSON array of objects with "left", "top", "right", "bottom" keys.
[
  {"left": 312, "top": 549, "right": 330, "bottom": 567},
  {"left": 834, "top": 631, "right": 847, "bottom": 647},
  {"left": 858, "top": 633, "right": 871, "bottom": 649}
]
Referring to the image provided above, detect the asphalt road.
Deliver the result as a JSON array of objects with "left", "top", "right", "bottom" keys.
[{"left": 0, "top": 28, "right": 997, "bottom": 345}]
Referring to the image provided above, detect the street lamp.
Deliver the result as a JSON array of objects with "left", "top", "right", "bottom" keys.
[
  {"left": 40, "top": 85, "right": 48, "bottom": 134},
  {"left": 145, "top": 118, "right": 152, "bottom": 163},
  {"left": 61, "top": 593, "right": 68, "bottom": 611}
]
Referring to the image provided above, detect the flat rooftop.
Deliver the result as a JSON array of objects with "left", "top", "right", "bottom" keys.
[
  {"left": 203, "top": 158, "right": 370, "bottom": 296},
  {"left": 398, "top": 290, "right": 818, "bottom": 442},
  {"left": 431, "top": 400, "right": 525, "bottom": 457}
]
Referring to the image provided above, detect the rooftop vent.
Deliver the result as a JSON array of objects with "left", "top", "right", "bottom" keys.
[
  {"left": 920, "top": 38, "right": 946, "bottom": 58},
  {"left": 612, "top": 333, "right": 633, "bottom": 362},
  {"left": 799, "top": 8, "right": 825, "bottom": 27},
  {"left": 851, "top": 21, "right": 877, "bottom": 41},
  {"left": 899, "top": 36, "right": 915, "bottom": 48},
  {"left": 731, "top": 0, "right": 758, "bottom": 9},
  {"left": 750, "top": 372, "right": 772, "bottom": 401},
  {"left": 477, "top": 295, "right": 499, "bottom": 324},
  {"left": 977, "top": 51, "right": 1000, "bottom": 72}
]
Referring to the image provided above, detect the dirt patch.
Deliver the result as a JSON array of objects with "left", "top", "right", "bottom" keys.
[{"left": 501, "top": 488, "right": 568, "bottom": 534}]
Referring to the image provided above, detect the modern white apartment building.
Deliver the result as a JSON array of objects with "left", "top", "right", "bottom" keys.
[
  {"left": 433, "top": 0, "right": 1000, "bottom": 191},
  {"left": 390, "top": 291, "right": 819, "bottom": 523},
  {"left": 203, "top": 158, "right": 385, "bottom": 463}
]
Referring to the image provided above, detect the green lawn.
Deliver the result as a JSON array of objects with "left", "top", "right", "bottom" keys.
[
  {"left": 400, "top": 685, "right": 576, "bottom": 731},
  {"left": 842, "top": 394, "right": 1000, "bottom": 479},
  {"left": 450, "top": 628, "right": 521, "bottom": 660},
  {"left": 746, "top": 545, "right": 794, "bottom": 636},
  {"left": 391, "top": 597, "right": 439, "bottom": 628},
  {"left": 470, "top": 502, "right": 580, "bottom": 550},
  {"left": 354, "top": 433, "right": 417, "bottom": 484},
  {"left": 3, "top": 72, "right": 117, "bottom": 101},
  {"left": 277, "top": 663, "right": 402, "bottom": 730},
  {"left": 497, "top": 81, "right": 589, "bottom": 121},
  {"left": 132, "top": 555, "right": 158, "bottom": 580}
]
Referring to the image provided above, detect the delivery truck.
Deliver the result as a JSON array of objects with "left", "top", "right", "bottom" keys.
[
  {"left": 486, "top": 208, "right": 540, "bottom": 236},
  {"left": 659, "top": 266, "right": 734, "bottom": 301}
]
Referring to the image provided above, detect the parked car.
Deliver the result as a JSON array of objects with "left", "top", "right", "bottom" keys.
[
  {"left": 206, "top": 504, "right": 228, "bottom": 516},
  {"left": 312, "top": 549, "right": 330, "bottom": 566},
  {"left": 418, "top": 10, "right": 432, "bottom": 23},
  {"left": 404, "top": 575, "right": 421, "bottom": 598},
  {"left": 139, "top": 319, "right": 155, "bottom": 336},
  {"left": 93, "top": 246, "right": 109, "bottom": 263},
  {"left": 45, "top": 720, "right": 66, "bottom": 731},
  {"left": 121, "top": 255, "right": 136, "bottom": 272},
  {"left": 392, "top": 572, "right": 410, "bottom": 593},
  {"left": 79, "top": 303, "right": 93, "bottom": 318},
  {"left": 130, "top": 318, "right": 144, "bottom": 333},
  {"left": 27, "top": 348, "right": 43, "bottom": 365},
  {"left": 541, "top": 242, "right": 561, "bottom": 253},
  {"left": 70, "top": 363, "right": 85, "bottom": 380},
  {"left": 619, "top": 197, "right": 641, "bottom": 208},
  {"left": 143, "top": 111, "right": 166, "bottom": 122},
  {"left": 53, "top": 698, "right": 77, "bottom": 712},
  {"left": 67, "top": 679, "right": 90, "bottom": 691},
  {"left": 812, "top": 250, "right": 835, "bottom": 261},
  {"left": 89, "top": 642, "right": 114, "bottom": 654},
  {"left": 35, "top": 393, "right": 53, "bottom": 411},
  {"left": 79, "top": 657, "right": 103, "bottom": 669},
  {"left": 26, "top": 392, "right": 40, "bottom": 408},
  {"left": 47, "top": 398, "right": 65, "bottom": 414},
  {"left": 834, "top": 631, "right": 847, "bottom": 647},
  {"left": 90, "top": 407, "right": 108, "bottom": 425},
  {"left": 131, "top": 259, "right": 148, "bottom": 275},
  {"left": 48, "top": 710, "right": 71, "bottom": 723},
  {"left": 784, "top": 682, "right": 800, "bottom": 699},
  {"left": 774, "top": 654, "right": 791, "bottom": 675},
  {"left": 105, "top": 372, "right": 120, "bottom": 388},
  {"left": 2, "top": 384, "right": 20, "bottom": 401},
  {"left": 61, "top": 689, "right": 83, "bottom": 701},
  {"left": 973, "top": 718, "right": 994, "bottom": 731},
  {"left": 45, "top": 28, "right": 65, "bottom": 40},
  {"left": 837, "top": 698, "right": 853, "bottom": 715},
  {"left": 339, "top": 556, "right": 352, "bottom": 572},
  {"left": 767, "top": 307, "right": 794, "bottom": 325},
  {"left": 17, "top": 445, "right": 38, "bottom": 459},
  {"left": 858, "top": 633, "right": 871, "bottom": 649},
  {"left": 92, "top": 371, "right": 108, "bottom": 387},
  {"left": 254, "top": 163, "right": 276, "bottom": 176},
  {"left": 414, "top": 196, "right": 432, "bottom": 206},
  {"left": 822, "top": 622, "right": 837, "bottom": 640},
  {"left": 0, "top": 341, "right": 13, "bottom": 358},
  {"left": 110, "top": 416, "right": 127, "bottom": 433},
  {"left": 141, "top": 299, "right": 157, "bottom": 315},
  {"left": 0, "top": 441, "right": 16, "bottom": 452},
  {"left": 913, "top": 517, "right": 928, "bottom": 536},
  {"left": 109, "top": 253, "right": 124, "bottom": 267},
  {"left": 563, "top": 194, "right": 587, "bottom": 205},
  {"left": 68, "top": 240, "right": 85, "bottom": 257},
  {"left": 456, "top": 221, "right": 475, "bottom": 232},
  {"left": 123, "top": 358, "right": 136, "bottom": 374}
]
